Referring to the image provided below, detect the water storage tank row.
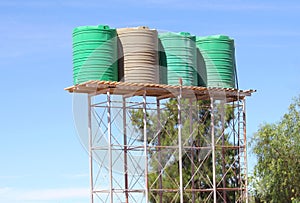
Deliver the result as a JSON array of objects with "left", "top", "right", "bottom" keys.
[{"left": 72, "top": 25, "right": 237, "bottom": 88}]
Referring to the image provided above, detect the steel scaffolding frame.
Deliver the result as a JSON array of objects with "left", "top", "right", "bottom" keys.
[{"left": 66, "top": 81, "right": 254, "bottom": 203}]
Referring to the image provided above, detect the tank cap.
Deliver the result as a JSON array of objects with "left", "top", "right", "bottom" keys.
[
  {"left": 137, "top": 26, "right": 149, "bottom": 30},
  {"left": 179, "top": 32, "right": 191, "bottom": 36},
  {"left": 97, "top": 25, "right": 110, "bottom": 29}
]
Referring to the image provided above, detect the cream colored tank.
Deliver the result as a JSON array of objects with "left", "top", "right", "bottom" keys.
[{"left": 117, "top": 26, "right": 159, "bottom": 83}]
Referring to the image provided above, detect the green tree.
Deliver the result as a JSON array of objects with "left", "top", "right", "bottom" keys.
[
  {"left": 131, "top": 98, "right": 239, "bottom": 202},
  {"left": 250, "top": 97, "right": 300, "bottom": 203}
]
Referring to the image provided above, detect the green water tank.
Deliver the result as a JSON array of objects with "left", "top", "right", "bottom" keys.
[
  {"left": 72, "top": 25, "right": 118, "bottom": 84},
  {"left": 196, "top": 35, "right": 236, "bottom": 88},
  {"left": 159, "top": 32, "right": 197, "bottom": 86}
]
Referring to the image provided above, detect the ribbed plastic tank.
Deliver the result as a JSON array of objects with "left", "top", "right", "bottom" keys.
[
  {"left": 159, "top": 32, "right": 197, "bottom": 86},
  {"left": 72, "top": 25, "right": 118, "bottom": 85},
  {"left": 196, "top": 35, "right": 236, "bottom": 88},
  {"left": 117, "top": 26, "right": 159, "bottom": 83}
]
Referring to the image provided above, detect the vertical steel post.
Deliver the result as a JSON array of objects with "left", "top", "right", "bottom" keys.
[
  {"left": 178, "top": 80, "right": 184, "bottom": 203},
  {"left": 221, "top": 100, "right": 227, "bottom": 203},
  {"left": 210, "top": 97, "right": 217, "bottom": 203},
  {"left": 157, "top": 99, "right": 163, "bottom": 203},
  {"left": 123, "top": 97, "right": 129, "bottom": 203},
  {"left": 232, "top": 100, "right": 237, "bottom": 202},
  {"left": 243, "top": 98, "right": 248, "bottom": 203},
  {"left": 88, "top": 95, "right": 94, "bottom": 203},
  {"left": 107, "top": 91, "right": 113, "bottom": 203},
  {"left": 143, "top": 91, "right": 149, "bottom": 203},
  {"left": 238, "top": 100, "right": 242, "bottom": 200},
  {"left": 189, "top": 98, "right": 195, "bottom": 203}
]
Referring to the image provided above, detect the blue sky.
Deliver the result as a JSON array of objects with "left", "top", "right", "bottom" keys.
[{"left": 0, "top": 0, "right": 299, "bottom": 202}]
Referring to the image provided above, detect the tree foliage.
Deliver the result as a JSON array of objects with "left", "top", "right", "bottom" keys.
[
  {"left": 131, "top": 98, "right": 239, "bottom": 202},
  {"left": 250, "top": 97, "right": 300, "bottom": 202}
]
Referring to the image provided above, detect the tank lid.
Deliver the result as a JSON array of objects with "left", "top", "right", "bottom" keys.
[
  {"left": 73, "top": 25, "right": 111, "bottom": 33},
  {"left": 116, "top": 26, "right": 158, "bottom": 34},
  {"left": 196, "top": 35, "right": 233, "bottom": 41},
  {"left": 159, "top": 32, "right": 196, "bottom": 40}
]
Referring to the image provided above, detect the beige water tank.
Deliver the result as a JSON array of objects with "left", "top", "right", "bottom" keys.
[{"left": 117, "top": 26, "right": 159, "bottom": 83}]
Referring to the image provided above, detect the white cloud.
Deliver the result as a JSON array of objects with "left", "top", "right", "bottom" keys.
[
  {"left": 18, "top": 188, "right": 89, "bottom": 201},
  {"left": 0, "top": 187, "right": 15, "bottom": 202},
  {"left": 0, "top": 175, "right": 29, "bottom": 179},
  {"left": 0, "top": 187, "right": 89, "bottom": 201},
  {"left": 0, "top": 187, "right": 12, "bottom": 195},
  {"left": 62, "top": 173, "right": 89, "bottom": 179}
]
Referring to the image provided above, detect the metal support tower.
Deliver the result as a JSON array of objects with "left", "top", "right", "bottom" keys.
[{"left": 67, "top": 81, "right": 254, "bottom": 203}]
